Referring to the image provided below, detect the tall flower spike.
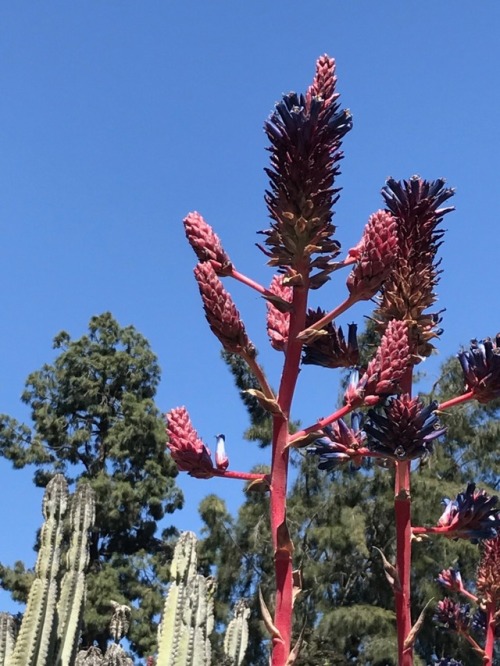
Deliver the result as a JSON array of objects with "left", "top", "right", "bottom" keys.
[
  {"left": 194, "top": 262, "right": 254, "bottom": 356},
  {"left": 346, "top": 210, "right": 398, "bottom": 301},
  {"left": 266, "top": 274, "right": 292, "bottom": 351},
  {"left": 436, "top": 483, "right": 500, "bottom": 543},
  {"left": 365, "top": 396, "right": 445, "bottom": 461},
  {"left": 259, "top": 54, "right": 352, "bottom": 288},
  {"left": 184, "top": 211, "right": 232, "bottom": 276},
  {"left": 345, "top": 319, "right": 410, "bottom": 405},
  {"left": 376, "top": 176, "right": 455, "bottom": 358},
  {"left": 302, "top": 309, "right": 359, "bottom": 368},
  {"left": 166, "top": 407, "right": 214, "bottom": 478},
  {"left": 457, "top": 334, "right": 500, "bottom": 403}
]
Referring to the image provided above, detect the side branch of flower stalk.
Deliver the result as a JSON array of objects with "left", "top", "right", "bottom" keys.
[
  {"left": 287, "top": 403, "right": 357, "bottom": 447},
  {"left": 296, "top": 293, "right": 358, "bottom": 343},
  {"left": 438, "top": 390, "right": 475, "bottom": 411},
  {"left": 240, "top": 350, "right": 275, "bottom": 401}
]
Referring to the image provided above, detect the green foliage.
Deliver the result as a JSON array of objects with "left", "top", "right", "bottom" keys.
[{"left": 0, "top": 313, "right": 183, "bottom": 658}]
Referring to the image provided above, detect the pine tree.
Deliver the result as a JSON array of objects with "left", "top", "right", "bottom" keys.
[
  {"left": 197, "top": 350, "right": 500, "bottom": 665},
  {"left": 0, "top": 312, "right": 183, "bottom": 658}
]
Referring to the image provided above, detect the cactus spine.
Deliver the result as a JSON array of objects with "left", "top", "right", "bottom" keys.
[
  {"left": 157, "top": 531, "right": 215, "bottom": 666},
  {"left": 9, "top": 475, "right": 95, "bottom": 666}
]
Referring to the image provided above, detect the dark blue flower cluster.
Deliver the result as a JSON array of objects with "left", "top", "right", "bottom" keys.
[
  {"left": 307, "top": 413, "right": 365, "bottom": 470},
  {"left": 434, "top": 597, "right": 470, "bottom": 632},
  {"left": 437, "top": 482, "right": 500, "bottom": 543},
  {"left": 457, "top": 334, "right": 500, "bottom": 403},
  {"left": 364, "top": 396, "right": 445, "bottom": 461}
]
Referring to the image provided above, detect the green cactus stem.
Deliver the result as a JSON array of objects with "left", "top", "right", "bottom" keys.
[
  {"left": 10, "top": 475, "right": 69, "bottom": 666},
  {"left": 156, "top": 531, "right": 215, "bottom": 666},
  {"left": 223, "top": 600, "right": 250, "bottom": 666},
  {"left": 56, "top": 483, "right": 96, "bottom": 666},
  {"left": 0, "top": 612, "right": 18, "bottom": 665},
  {"left": 9, "top": 475, "right": 96, "bottom": 666}
]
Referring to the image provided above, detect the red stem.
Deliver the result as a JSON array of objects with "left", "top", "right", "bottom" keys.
[
  {"left": 213, "top": 469, "right": 268, "bottom": 481},
  {"left": 438, "top": 390, "right": 475, "bottom": 411},
  {"left": 296, "top": 293, "right": 358, "bottom": 341},
  {"left": 230, "top": 267, "right": 270, "bottom": 297},
  {"left": 395, "top": 367, "right": 413, "bottom": 666},
  {"left": 269, "top": 267, "right": 309, "bottom": 666},
  {"left": 287, "top": 403, "right": 356, "bottom": 445},
  {"left": 483, "top": 599, "right": 496, "bottom": 665}
]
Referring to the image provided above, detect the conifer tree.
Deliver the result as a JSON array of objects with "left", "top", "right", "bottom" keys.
[{"left": 0, "top": 312, "right": 183, "bottom": 658}]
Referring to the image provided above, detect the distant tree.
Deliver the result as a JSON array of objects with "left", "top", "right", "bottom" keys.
[
  {"left": 197, "top": 350, "right": 500, "bottom": 665},
  {"left": 0, "top": 312, "right": 183, "bottom": 658}
]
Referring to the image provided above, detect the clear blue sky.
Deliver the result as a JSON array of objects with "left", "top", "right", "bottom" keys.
[{"left": 1, "top": 1, "right": 499, "bottom": 615}]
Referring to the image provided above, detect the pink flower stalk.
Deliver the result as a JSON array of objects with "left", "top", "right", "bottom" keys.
[
  {"left": 345, "top": 319, "right": 410, "bottom": 404},
  {"left": 184, "top": 211, "right": 232, "bottom": 276},
  {"left": 266, "top": 274, "right": 292, "bottom": 351},
  {"left": 166, "top": 407, "right": 214, "bottom": 479},
  {"left": 194, "top": 262, "right": 254, "bottom": 356},
  {"left": 346, "top": 210, "right": 398, "bottom": 301}
]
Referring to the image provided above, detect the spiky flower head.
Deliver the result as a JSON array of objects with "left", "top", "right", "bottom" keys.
[
  {"left": 344, "top": 319, "right": 410, "bottom": 405},
  {"left": 375, "top": 176, "right": 454, "bottom": 358},
  {"left": 302, "top": 310, "right": 359, "bottom": 368},
  {"left": 477, "top": 535, "right": 500, "bottom": 606},
  {"left": 457, "top": 334, "right": 500, "bottom": 403},
  {"left": 184, "top": 211, "right": 232, "bottom": 276},
  {"left": 307, "top": 413, "right": 365, "bottom": 469},
  {"left": 194, "top": 262, "right": 254, "bottom": 356},
  {"left": 260, "top": 54, "right": 352, "bottom": 288},
  {"left": 166, "top": 407, "right": 214, "bottom": 478},
  {"left": 437, "top": 483, "right": 500, "bottom": 543},
  {"left": 436, "top": 568, "right": 465, "bottom": 595},
  {"left": 266, "top": 274, "right": 292, "bottom": 351},
  {"left": 434, "top": 598, "right": 471, "bottom": 632},
  {"left": 364, "top": 396, "right": 445, "bottom": 461},
  {"left": 346, "top": 210, "right": 398, "bottom": 301}
]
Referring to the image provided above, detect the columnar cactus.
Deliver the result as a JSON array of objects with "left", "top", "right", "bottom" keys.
[
  {"left": 157, "top": 531, "right": 215, "bottom": 666},
  {"left": 9, "top": 475, "right": 96, "bottom": 666},
  {"left": 0, "top": 612, "right": 18, "bottom": 665}
]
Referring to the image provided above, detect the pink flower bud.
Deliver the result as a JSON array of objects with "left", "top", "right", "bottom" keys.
[
  {"left": 346, "top": 210, "right": 398, "bottom": 301},
  {"left": 166, "top": 407, "right": 214, "bottom": 479},
  {"left": 194, "top": 262, "right": 254, "bottom": 356},
  {"left": 266, "top": 275, "right": 292, "bottom": 351},
  {"left": 184, "top": 212, "right": 232, "bottom": 275}
]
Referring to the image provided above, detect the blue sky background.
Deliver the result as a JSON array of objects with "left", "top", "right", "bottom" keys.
[{"left": 1, "top": 2, "right": 499, "bottom": 615}]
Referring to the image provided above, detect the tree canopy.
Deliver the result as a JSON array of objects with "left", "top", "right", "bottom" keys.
[{"left": 0, "top": 312, "right": 183, "bottom": 657}]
